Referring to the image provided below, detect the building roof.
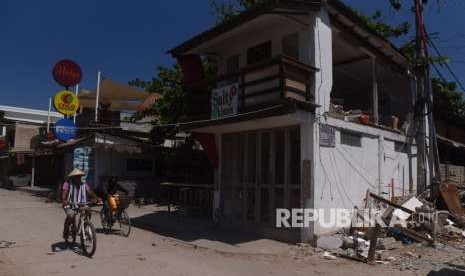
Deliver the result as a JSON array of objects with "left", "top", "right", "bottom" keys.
[
  {"left": 168, "top": 0, "right": 409, "bottom": 70},
  {"left": 0, "top": 105, "right": 63, "bottom": 125},
  {"left": 78, "top": 78, "right": 154, "bottom": 111}
]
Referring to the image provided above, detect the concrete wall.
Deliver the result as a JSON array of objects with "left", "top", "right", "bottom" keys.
[
  {"left": 311, "top": 117, "right": 417, "bottom": 236},
  {"left": 94, "top": 148, "right": 155, "bottom": 187},
  {"left": 214, "top": 14, "right": 315, "bottom": 75},
  {"left": 306, "top": 10, "right": 333, "bottom": 115}
]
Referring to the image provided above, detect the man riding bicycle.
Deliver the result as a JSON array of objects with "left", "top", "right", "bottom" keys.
[
  {"left": 96, "top": 176, "right": 129, "bottom": 226},
  {"left": 61, "top": 169, "right": 97, "bottom": 240}
]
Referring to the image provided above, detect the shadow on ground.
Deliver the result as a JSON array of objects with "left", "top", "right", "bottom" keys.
[
  {"left": 50, "top": 241, "right": 85, "bottom": 257},
  {"left": 427, "top": 268, "right": 465, "bottom": 276},
  {"left": 131, "top": 210, "right": 259, "bottom": 246}
]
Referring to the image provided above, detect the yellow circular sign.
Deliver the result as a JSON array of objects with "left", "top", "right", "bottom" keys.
[{"left": 54, "top": 90, "right": 80, "bottom": 116}]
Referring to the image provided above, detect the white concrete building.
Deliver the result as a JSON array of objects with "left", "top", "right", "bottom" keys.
[
  {"left": 0, "top": 105, "right": 63, "bottom": 188},
  {"left": 169, "top": 0, "right": 417, "bottom": 242}
]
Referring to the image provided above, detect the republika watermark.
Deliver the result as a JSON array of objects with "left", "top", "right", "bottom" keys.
[{"left": 275, "top": 208, "right": 443, "bottom": 229}]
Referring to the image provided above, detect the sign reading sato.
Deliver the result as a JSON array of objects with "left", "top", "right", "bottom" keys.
[
  {"left": 54, "top": 90, "right": 80, "bottom": 116},
  {"left": 211, "top": 83, "right": 239, "bottom": 119},
  {"left": 54, "top": 118, "right": 77, "bottom": 141},
  {"left": 53, "top": 59, "right": 82, "bottom": 88}
]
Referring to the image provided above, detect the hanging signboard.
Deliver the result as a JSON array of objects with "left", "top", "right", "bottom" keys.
[
  {"left": 211, "top": 83, "right": 239, "bottom": 119},
  {"left": 54, "top": 90, "right": 80, "bottom": 116},
  {"left": 54, "top": 118, "right": 77, "bottom": 141},
  {"left": 53, "top": 59, "right": 82, "bottom": 87},
  {"left": 319, "top": 124, "right": 336, "bottom": 148},
  {"left": 73, "top": 147, "right": 94, "bottom": 187}
]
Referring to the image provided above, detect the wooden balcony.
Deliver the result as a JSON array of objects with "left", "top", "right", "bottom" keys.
[{"left": 187, "top": 55, "right": 318, "bottom": 122}]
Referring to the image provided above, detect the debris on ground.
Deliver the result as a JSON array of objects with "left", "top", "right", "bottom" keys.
[
  {"left": 322, "top": 251, "right": 337, "bottom": 260},
  {"left": 313, "top": 183, "right": 465, "bottom": 270}
]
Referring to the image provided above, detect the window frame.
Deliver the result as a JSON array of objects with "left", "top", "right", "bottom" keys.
[{"left": 340, "top": 131, "right": 362, "bottom": 148}]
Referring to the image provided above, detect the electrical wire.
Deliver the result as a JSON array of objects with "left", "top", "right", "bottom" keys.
[
  {"left": 334, "top": 145, "right": 379, "bottom": 189},
  {"left": 427, "top": 36, "right": 465, "bottom": 92},
  {"left": 318, "top": 147, "right": 334, "bottom": 201},
  {"left": 326, "top": 151, "right": 348, "bottom": 207},
  {"left": 336, "top": 143, "right": 378, "bottom": 181},
  {"left": 329, "top": 150, "right": 358, "bottom": 207}
]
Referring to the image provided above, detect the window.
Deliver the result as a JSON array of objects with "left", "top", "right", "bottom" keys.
[
  {"left": 282, "top": 32, "right": 299, "bottom": 60},
  {"left": 341, "top": 131, "right": 362, "bottom": 147},
  {"left": 247, "top": 41, "right": 272, "bottom": 65},
  {"left": 126, "top": 159, "right": 153, "bottom": 172},
  {"left": 226, "top": 54, "right": 239, "bottom": 74},
  {"left": 0, "top": 126, "right": 6, "bottom": 137}
]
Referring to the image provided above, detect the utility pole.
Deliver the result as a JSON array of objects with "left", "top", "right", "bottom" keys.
[
  {"left": 414, "top": 0, "right": 428, "bottom": 194},
  {"left": 413, "top": 0, "right": 441, "bottom": 196}
]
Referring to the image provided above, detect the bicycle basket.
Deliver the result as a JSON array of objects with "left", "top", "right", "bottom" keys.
[{"left": 117, "top": 195, "right": 130, "bottom": 210}]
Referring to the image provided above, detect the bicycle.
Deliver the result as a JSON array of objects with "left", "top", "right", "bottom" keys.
[
  {"left": 64, "top": 205, "right": 97, "bottom": 258},
  {"left": 100, "top": 194, "right": 131, "bottom": 237}
]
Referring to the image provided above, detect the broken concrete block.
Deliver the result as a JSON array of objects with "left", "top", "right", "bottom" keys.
[
  {"left": 342, "top": 237, "right": 354, "bottom": 249},
  {"left": 445, "top": 225, "right": 464, "bottom": 236},
  {"left": 322, "top": 251, "right": 337, "bottom": 260},
  {"left": 386, "top": 256, "right": 397, "bottom": 262},
  {"left": 376, "top": 237, "right": 403, "bottom": 250},
  {"left": 316, "top": 236, "right": 343, "bottom": 250}
]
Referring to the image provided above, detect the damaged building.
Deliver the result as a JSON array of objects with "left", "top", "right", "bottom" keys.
[{"left": 168, "top": 0, "right": 419, "bottom": 242}]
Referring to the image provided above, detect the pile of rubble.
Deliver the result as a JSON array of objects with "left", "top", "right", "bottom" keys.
[{"left": 321, "top": 182, "right": 465, "bottom": 267}]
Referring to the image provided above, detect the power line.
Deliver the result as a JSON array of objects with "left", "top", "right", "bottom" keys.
[
  {"left": 329, "top": 150, "right": 358, "bottom": 207},
  {"left": 435, "top": 11, "right": 465, "bottom": 39},
  {"left": 334, "top": 145, "right": 379, "bottom": 189},
  {"left": 428, "top": 36, "right": 465, "bottom": 92}
]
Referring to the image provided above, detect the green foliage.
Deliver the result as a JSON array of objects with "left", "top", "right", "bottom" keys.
[
  {"left": 129, "top": 64, "right": 186, "bottom": 124},
  {"left": 356, "top": 9, "right": 410, "bottom": 39},
  {"left": 209, "top": 0, "right": 270, "bottom": 23},
  {"left": 129, "top": 58, "right": 217, "bottom": 144},
  {"left": 399, "top": 39, "right": 450, "bottom": 66},
  {"left": 433, "top": 78, "right": 465, "bottom": 126}
]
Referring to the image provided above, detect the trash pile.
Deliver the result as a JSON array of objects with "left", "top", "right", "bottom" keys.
[{"left": 328, "top": 183, "right": 465, "bottom": 264}]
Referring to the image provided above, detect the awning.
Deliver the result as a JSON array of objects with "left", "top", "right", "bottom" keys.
[
  {"left": 438, "top": 135, "right": 465, "bottom": 150},
  {"left": 78, "top": 79, "right": 154, "bottom": 111}
]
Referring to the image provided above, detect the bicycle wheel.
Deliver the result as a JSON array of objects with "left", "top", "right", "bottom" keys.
[
  {"left": 80, "top": 221, "right": 97, "bottom": 257},
  {"left": 100, "top": 207, "right": 111, "bottom": 233},
  {"left": 118, "top": 211, "right": 131, "bottom": 237}
]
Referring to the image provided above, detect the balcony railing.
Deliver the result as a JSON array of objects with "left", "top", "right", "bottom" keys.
[{"left": 187, "top": 55, "right": 318, "bottom": 121}]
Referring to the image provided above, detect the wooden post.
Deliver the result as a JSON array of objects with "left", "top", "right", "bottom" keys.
[
  {"left": 402, "top": 166, "right": 405, "bottom": 197},
  {"left": 31, "top": 155, "right": 35, "bottom": 188},
  {"left": 367, "top": 223, "right": 379, "bottom": 263},
  {"left": 391, "top": 179, "right": 395, "bottom": 202}
]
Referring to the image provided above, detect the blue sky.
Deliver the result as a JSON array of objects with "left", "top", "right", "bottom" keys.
[{"left": 1, "top": 0, "right": 464, "bottom": 110}]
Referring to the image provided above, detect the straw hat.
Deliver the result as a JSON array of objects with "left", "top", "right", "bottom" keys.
[{"left": 68, "top": 169, "right": 86, "bottom": 178}]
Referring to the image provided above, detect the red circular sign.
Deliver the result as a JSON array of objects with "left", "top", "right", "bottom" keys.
[{"left": 53, "top": 59, "right": 82, "bottom": 87}]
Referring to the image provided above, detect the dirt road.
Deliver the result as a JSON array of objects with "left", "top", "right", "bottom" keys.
[{"left": 0, "top": 189, "right": 459, "bottom": 276}]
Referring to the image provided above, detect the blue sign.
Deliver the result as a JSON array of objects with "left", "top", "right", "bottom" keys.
[
  {"left": 73, "top": 147, "right": 94, "bottom": 187},
  {"left": 54, "top": 118, "right": 77, "bottom": 141}
]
